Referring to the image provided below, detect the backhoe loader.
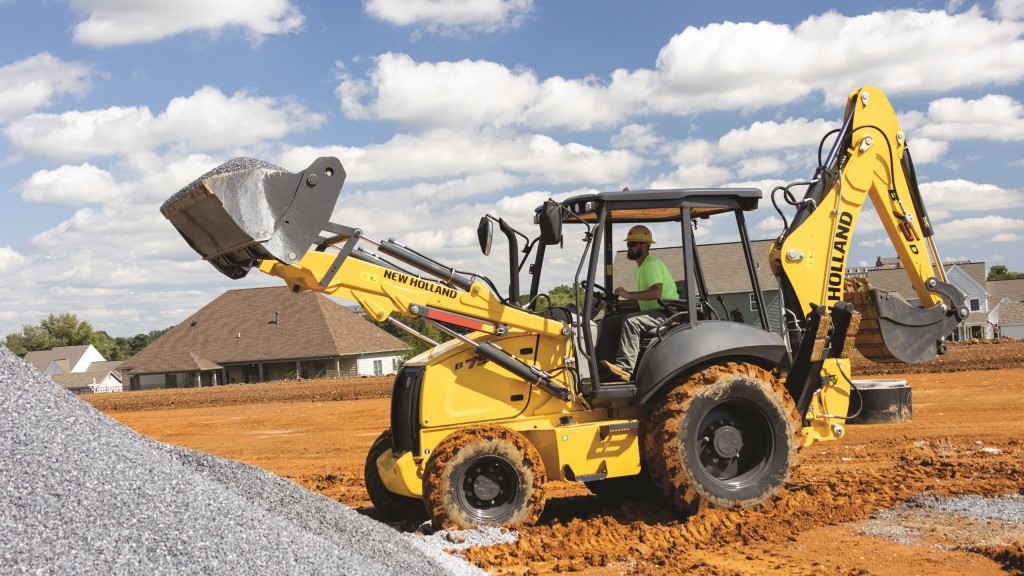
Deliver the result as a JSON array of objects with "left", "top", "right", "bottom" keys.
[{"left": 162, "top": 86, "right": 965, "bottom": 528}]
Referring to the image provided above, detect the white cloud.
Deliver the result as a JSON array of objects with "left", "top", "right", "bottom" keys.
[
  {"left": 69, "top": 0, "right": 304, "bottom": 47},
  {"left": 753, "top": 215, "right": 784, "bottom": 235},
  {"left": 0, "top": 246, "right": 26, "bottom": 275},
  {"left": 278, "top": 129, "right": 648, "bottom": 185},
  {"left": 630, "top": 8, "right": 1024, "bottom": 112},
  {"left": 611, "top": 124, "right": 663, "bottom": 152},
  {"left": 5, "top": 86, "right": 325, "bottom": 162},
  {"left": 364, "top": 0, "right": 532, "bottom": 35},
  {"left": 0, "top": 53, "right": 92, "bottom": 122},
  {"left": 737, "top": 156, "right": 788, "bottom": 178},
  {"left": 718, "top": 118, "right": 834, "bottom": 156},
  {"left": 905, "top": 137, "right": 949, "bottom": 164},
  {"left": 917, "top": 94, "right": 1024, "bottom": 141},
  {"left": 339, "top": 53, "right": 624, "bottom": 130},
  {"left": 341, "top": 9, "right": 1024, "bottom": 130},
  {"left": 18, "top": 163, "right": 125, "bottom": 204},
  {"left": 920, "top": 180, "right": 1024, "bottom": 216},
  {"left": 992, "top": 232, "right": 1023, "bottom": 241},
  {"left": 936, "top": 215, "right": 1024, "bottom": 240},
  {"left": 997, "top": 0, "right": 1024, "bottom": 21}
]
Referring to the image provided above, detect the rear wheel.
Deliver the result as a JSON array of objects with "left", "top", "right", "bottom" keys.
[
  {"left": 423, "top": 424, "right": 547, "bottom": 529},
  {"left": 645, "top": 362, "right": 800, "bottom": 513},
  {"left": 364, "top": 429, "right": 427, "bottom": 521}
]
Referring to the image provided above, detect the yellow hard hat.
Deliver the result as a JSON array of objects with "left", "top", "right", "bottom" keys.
[{"left": 624, "top": 225, "right": 655, "bottom": 244}]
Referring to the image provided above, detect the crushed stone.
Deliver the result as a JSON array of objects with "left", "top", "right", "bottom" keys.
[
  {"left": 161, "top": 156, "right": 286, "bottom": 212},
  {"left": 0, "top": 345, "right": 484, "bottom": 575},
  {"left": 860, "top": 492, "right": 1024, "bottom": 548}
]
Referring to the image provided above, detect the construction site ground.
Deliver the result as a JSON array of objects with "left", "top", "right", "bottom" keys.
[{"left": 87, "top": 339, "right": 1024, "bottom": 575}]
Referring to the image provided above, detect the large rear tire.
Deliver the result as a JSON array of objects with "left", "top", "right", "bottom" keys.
[
  {"left": 645, "top": 362, "right": 800, "bottom": 514},
  {"left": 423, "top": 424, "right": 547, "bottom": 529},
  {"left": 364, "top": 429, "right": 427, "bottom": 521}
]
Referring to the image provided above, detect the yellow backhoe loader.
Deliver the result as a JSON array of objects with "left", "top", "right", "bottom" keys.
[{"left": 162, "top": 86, "right": 965, "bottom": 528}]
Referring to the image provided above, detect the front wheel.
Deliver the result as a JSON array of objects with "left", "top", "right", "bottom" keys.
[
  {"left": 423, "top": 424, "right": 547, "bottom": 529},
  {"left": 645, "top": 362, "right": 800, "bottom": 513}
]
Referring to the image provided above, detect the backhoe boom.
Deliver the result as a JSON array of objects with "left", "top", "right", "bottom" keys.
[{"left": 770, "top": 86, "right": 967, "bottom": 363}]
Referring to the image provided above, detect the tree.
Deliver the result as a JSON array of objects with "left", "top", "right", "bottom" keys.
[
  {"left": 4, "top": 313, "right": 93, "bottom": 356},
  {"left": 519, "top": 283, "right": 585, "bottom": 311},
  {"left": 988, "top": 265, "right": 1024, "bottom": 281},
  {"left": 3, "top": 313, "right": 173, "bottom": 360}
]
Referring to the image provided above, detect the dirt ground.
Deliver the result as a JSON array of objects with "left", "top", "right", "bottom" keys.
[{"left": 87, "top": 339, "right": 1024, "bottom": 575}]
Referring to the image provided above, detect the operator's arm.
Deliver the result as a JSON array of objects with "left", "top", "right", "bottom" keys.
[{"left": 614, "top": 284, "right": 663, "bottom": 302}]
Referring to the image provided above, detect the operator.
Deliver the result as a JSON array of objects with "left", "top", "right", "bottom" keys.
[{"left": 598, "top": 225, "right": 679, "bottom": 382}]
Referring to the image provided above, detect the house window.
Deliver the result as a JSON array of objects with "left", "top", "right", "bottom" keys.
[
  {"left": 749, "top": 293, "right": 759, "bottom": 312},
  {"left": 969, "top": 298, "right": 980, "bottom": 312},
  {"left": 373, "top": 359, "right": 383, "bottom": 376}
]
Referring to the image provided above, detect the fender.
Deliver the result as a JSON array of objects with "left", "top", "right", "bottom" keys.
[{"left": 634, "top": 321, "right": 789, "bottom": 404}]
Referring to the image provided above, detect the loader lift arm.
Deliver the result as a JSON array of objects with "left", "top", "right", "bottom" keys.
[
  {"left": 161, "top": 156, "right": 574, "bottom": 401},
  {"left": 769, "top": 86, "right": 968, "bottom": 363}
]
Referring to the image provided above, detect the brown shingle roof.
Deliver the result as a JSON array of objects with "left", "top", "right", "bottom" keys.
[
  {"left": 988, "top": 278, "right": 1024, "bottom": 305},
  {"left": 1000, "top": 302, "right": 1024, "bottom": 325},
  {"left": 86, "top": 360, "right": 123, "bottom": 373},
  {"left": 119, "top": 287, "right": 407, "bottom": 375},
  {"left": 50, "top": 371, "right": 120, "bottom": 391},
  {"left": 23, "top": 345, "right": 93, "bottom": 373}
]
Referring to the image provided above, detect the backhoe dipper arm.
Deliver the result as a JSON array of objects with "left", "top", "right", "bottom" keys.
[{"left": 770, "top": 86, "right": 966, "bottom": 363}]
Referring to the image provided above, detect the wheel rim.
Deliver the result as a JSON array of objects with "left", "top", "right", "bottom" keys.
[
  {"left": 695, "top": 398, "right": 774, "bottom": 489},
  {"left": 455, "top": 456, "right": 520, "bottom": 522}
]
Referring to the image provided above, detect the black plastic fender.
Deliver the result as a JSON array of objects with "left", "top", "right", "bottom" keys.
[{"left": 634, "top": 321, "right": 789, "bottom": 404}]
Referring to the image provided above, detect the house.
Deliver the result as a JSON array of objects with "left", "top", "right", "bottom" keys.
[
  {"left": 848, "top": 260, "right": 989, "bottom": 340},
  {"left": 50, "top": 371, "right": 123, "bottom": 395},
  {"left": 118, "top": 286, "right": 409, "bottom": 391},
  {"left": 612, "top": 239, "right": 784, "bottom": 335},
  {"left": 987, "top": 278, "right": 1024, "bottom": 339},
  {"left": 24, "top": 344, "right": 106, "bottom": 377},
  {"left": 23, "top": 344, "right": 124, "bottom": 394}
]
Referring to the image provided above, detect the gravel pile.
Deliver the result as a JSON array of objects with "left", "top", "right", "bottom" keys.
[
  {"left": 0, "top": 346, "right": 483, "bottom": 575},
  {"left": 861, "top": 492, "right": 1024, "bottom": 547},
  {"left": 161, "top": 156, "right": 286, "bottom": 213}
]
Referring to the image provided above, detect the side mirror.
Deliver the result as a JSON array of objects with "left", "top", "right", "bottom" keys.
[
  {"left": 538, "top": 201, "right": 562, "bottom": 246},
  {"left": 477, "top": 216, "right": 493, "bottom": 255}
]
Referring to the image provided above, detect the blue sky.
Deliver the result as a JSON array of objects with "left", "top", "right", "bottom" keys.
[{"left": 1, "top": 0, "right": 1023, "bottom": 338}]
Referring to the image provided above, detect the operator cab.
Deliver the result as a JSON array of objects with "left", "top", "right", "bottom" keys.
[{"left": 533, "top": 188, "right": 784, "bottom": 407}]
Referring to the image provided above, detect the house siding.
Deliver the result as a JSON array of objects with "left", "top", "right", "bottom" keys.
[
  {"left": 1003, "top": 325, "right": 1024, "bottom": 339},
  {"left": 357, "top": 353, "right": 401, "bottom": 377}
]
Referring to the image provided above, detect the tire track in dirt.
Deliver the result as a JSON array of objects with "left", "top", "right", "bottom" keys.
[{"left": 461, "top": 438, "right": 1024, "bottom": 574}]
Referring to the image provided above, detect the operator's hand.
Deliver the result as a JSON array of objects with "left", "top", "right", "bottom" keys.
[{"left": 613, "top": 287, "right": 629, "bottom": 300}]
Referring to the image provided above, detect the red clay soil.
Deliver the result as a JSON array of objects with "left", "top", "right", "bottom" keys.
[{"left": 87, "top": 339, "right": 1024, "bottom": 576}]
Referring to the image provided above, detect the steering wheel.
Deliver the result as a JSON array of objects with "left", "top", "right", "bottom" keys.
[{"left": 581, "top": 280, "right": 619, "bottom": 317}]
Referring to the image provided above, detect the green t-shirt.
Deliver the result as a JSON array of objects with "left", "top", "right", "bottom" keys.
[{"left": 635, "top": 256, "right": 679, "bottom": 311}]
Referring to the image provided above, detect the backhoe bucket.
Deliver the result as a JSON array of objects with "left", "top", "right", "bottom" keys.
[
  {"left": 162, "top": 157, "right": 345, "bottom": 278},
  {"left": 845, "top": 278, "right": 965, "bottom": 363}
]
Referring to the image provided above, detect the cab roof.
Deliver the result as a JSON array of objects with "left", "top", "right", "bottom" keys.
[{"left": 554, "top": 188, "right": 761, "bottom": 223}]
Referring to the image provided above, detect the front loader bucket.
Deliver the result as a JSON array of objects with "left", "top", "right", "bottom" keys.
[
  {"left": 845, "top": 278, "right": 966, "bottom": 363},
  {"left": 162, "top": 157, "right": 345, "bottom": 279}
]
